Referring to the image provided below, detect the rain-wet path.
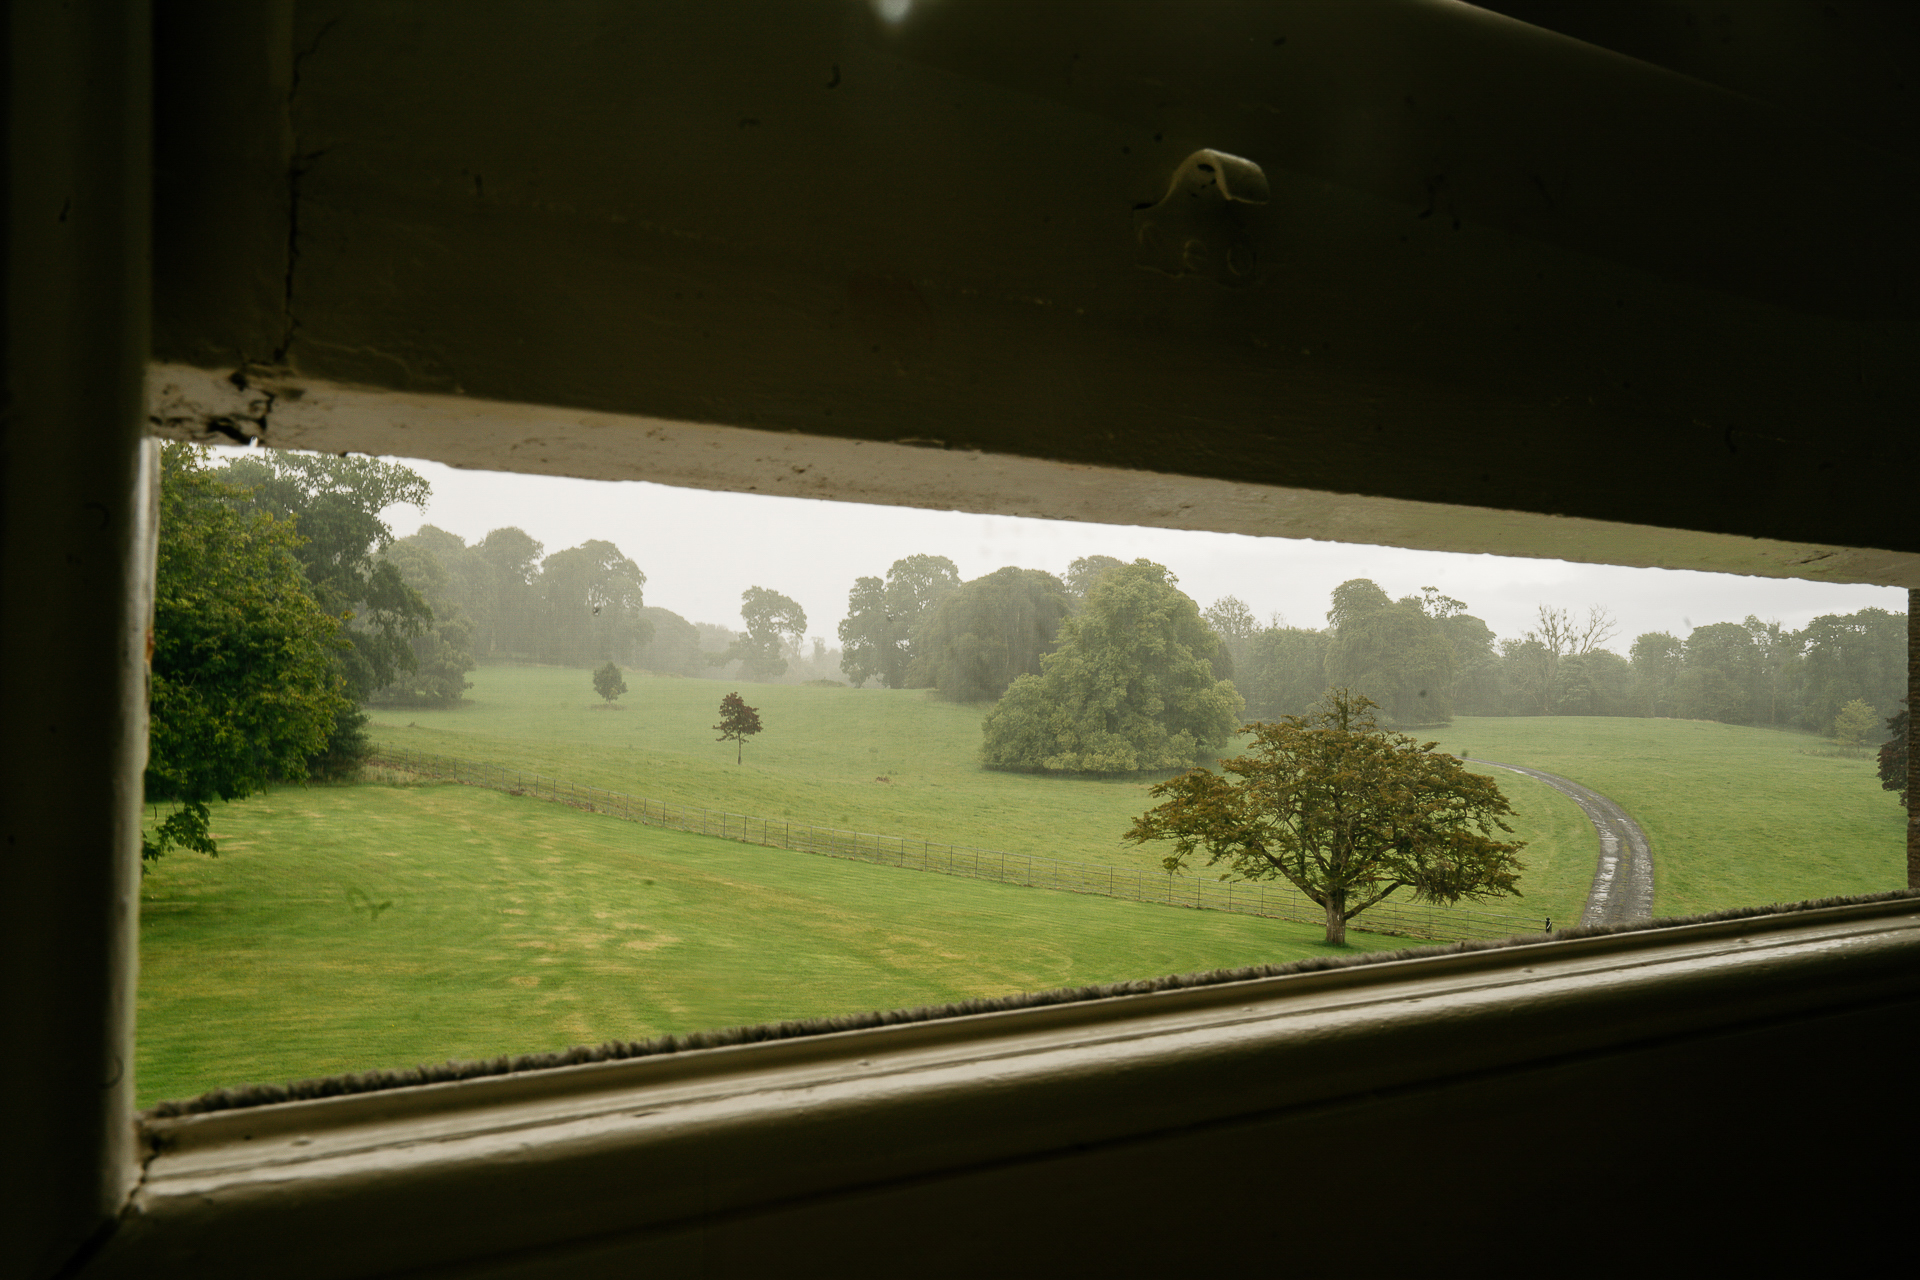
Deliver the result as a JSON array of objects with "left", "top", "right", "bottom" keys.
[{"left": 1463, "top": 758, "right": 1655, "bottom": 928}]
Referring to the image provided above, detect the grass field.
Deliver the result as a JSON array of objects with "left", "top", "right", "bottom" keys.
[
  {"left": 137, "top": 782, "right": 1405, "bottom": 1108},
  {"left": 1422, "top": 716, "right": 1905, "bottom": 916},
  {"left": 366, "top": 667, "right": 1600, "bottom": 927},
  {"left": 137, "top": 669, "right": 1903, "bottom": 1107}
]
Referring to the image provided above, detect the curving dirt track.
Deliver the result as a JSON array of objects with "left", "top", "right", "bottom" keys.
[{"left": 1463, "top": 758, "right": 1655, "bottom": 928}]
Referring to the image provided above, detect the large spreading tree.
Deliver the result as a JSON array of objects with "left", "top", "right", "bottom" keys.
[
  {"left": 146, "top": 445, "right": 353, "bottom": 859},
  {"left": 1127, "top": 690, "right": 1527, "bottom": 944},
  {"left": 981, "top": 560, "right": 1242, "bottom": 773}
]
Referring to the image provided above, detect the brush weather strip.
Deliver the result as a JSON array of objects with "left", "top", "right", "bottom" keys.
[{"left": 371, "top": 749, "right": 1548, "bottom": 943}]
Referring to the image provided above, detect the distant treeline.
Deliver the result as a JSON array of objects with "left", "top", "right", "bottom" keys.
[
  {"left": 377, "top": 525, "right": 846, "bottom": 701},
  {"left": 839, "top": 556, "right": 1906, "bottom": 737},
  {"left": 380, "top": 509, "right": 1904, "bottom": 739}
]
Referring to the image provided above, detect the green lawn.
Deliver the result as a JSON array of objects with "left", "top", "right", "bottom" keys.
[
  {"left": 137, "top": 782, "right": 1406, "bottom": 1108},
  {"left": 366, "top": 667, "right": 1599, "bottom": 928},
  {"left": 1424, "top": 717, "right": 1905, "bottom": 916},
  {"left": 139, "top": 675, "right": 1902, "bottom": 1107}
]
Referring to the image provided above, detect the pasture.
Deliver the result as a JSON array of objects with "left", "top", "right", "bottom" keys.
[
  {"left": 366, "top": 667, "right": 1602, "bottom": 928},
  {"left": 1422, "top": 716, "right": 1905, "bottom": 916},
  {"left": 136, "top": 669, "right": 1903, "bottom": 1107},
  {"left": 137, "top": 782, "right": 1404, "bottom": 1108}
]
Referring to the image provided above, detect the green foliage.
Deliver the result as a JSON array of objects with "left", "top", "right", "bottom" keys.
[
  {"left": 1439, "top": 612, "right": 1500, "bottom": 715},
  {"left": 714, "top": 691, "right": 764, "bottom": 763},
  {"left": 633, "top": 606, "right": 704, "bottom": 676},
  {"left": 1799, "top": 607, "right": 1906, "bottom": 732},
  {"left": 219, "top": 449, "right": 435, "bottom": 701},
  {"left": 593, "top": 661, "right": 628, "bottom": 704},
  {"left": 1831, "top": 698, "right": 1878, "bottom": 745},
  {"left": 715, "top": 587, "right": 807, "bottom": 681},
  {"left": 1065, "top": 554, "right": 1128, "bottom": 599},
  {"left": 981, "top": 561, "right": 1243, "bottom": 774},
  {"left": 376, "top": 538, "right": 477, "bottom": 706},
  {"left": 1240, "top": 626, "right": 1332, "bottom": 720},
  {"left": 1879, "top": 702, "right": 1909, "bottom": 807},
  {"left": 1127, "top": 691, "right": 1526, "bottom": 944},
  {"left": 474, "top": 526, "right": 544, "bottom": 658},
  {"left": 146, "top": 445, "right": 352, "bottom": 858},
  {"left": 1629, "top": 632, "right": 1684, "bottom": 717},
  {"left": 538, "top": 539, "right": 650, "bottom": 667},
  {"left": 838, "top": 554, "right": 959, "bottom": 688},
  {"left": 1323, "top": 579, "right": 1455, "bottom": 725},
  {"left": 1202, "top": 595, "right": 1260, "bottom": 683},
  {"left": 1500, "top": 605, "right": 1619, "bottom": 717},
  {"left": 909, "top": 566, "right": 1074, "bottom": 702}
]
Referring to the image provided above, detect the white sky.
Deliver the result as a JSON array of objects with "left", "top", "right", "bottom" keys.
[{"left": 350, "top": 455, "right": 1907, "bottom": 653}]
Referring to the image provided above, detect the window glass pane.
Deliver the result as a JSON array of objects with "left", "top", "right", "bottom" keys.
[{"left": 136, "top": 447, "right": 1909, "bottom": 1108}]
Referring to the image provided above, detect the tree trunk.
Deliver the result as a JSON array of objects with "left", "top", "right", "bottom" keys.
[{"left": 1323, "top": 892, "right": 1347, "bottom": 946}]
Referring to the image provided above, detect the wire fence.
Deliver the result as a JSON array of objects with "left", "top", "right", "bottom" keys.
[{"left": 368, "top": 748, "right": 1549, "bottom": 943}]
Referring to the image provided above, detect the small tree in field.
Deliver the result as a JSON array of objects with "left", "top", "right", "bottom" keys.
[
  {"left": 592, "top": 661, "right": 628, "bottom": 706},
  {"left": 1832, "top": 698, "right": 1878, "bottom": 746},
  {"left": 1125, "top": 689, "right": 1526, "bottom": 945},
  {"left": 714, "top": 692, "right": 763, "bottom": 764}
]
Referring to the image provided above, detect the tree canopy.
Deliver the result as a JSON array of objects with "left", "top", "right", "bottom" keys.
[
  {"left": 839, "top": 554, "right": 959, "bottom": 688},
  {"left": 715, "top": 587, "right": 808, "bottom": 681},
  {"left": 1323, "top": 579, "right": 1455, "bottom": 725},
  {"left": 537, "top": 539, "right": 650, "bottom": 667},
  {"left": 908, "top": 566, "right": 1074, "bottom": 702},
  {"left": 593, "top": 661, "right": 628, "bottom": 704},
  {"left": 1126, "top": 690, "right": 1526, "bottom": 944},
  {"left": 378, "top": 536, "right": 477, "bottom": 706},
  {"left": 980, "top": 560, "right": 1243, "bottom": 773},
  {"left": 146, "top": 445, "right": 352, "bottom": 859},
  {"left": 219, "top": 449, "right": 435, "bottom": 702},
  {"left": 1879, "top": 701, "right": 1909, "bottom": 808}
]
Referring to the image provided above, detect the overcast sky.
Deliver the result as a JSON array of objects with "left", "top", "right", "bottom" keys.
[{"left": 359, "top": 455, "right": 1904, "bottom": 653}]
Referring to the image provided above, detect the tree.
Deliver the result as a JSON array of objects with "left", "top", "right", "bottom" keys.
[
  {"left": 1241, "top": 625, "right": 1332, "bottom": 720},
  {"left": 218, "top": 449, "right": 435, "bottom": 775},
  {"left": 1322, "top": 580, "right": 1455, "bottom": 725},
  {"left": 838, "top": 554, "right": 959, "bottom": 688},
  {"left": 593, "top": 661, "right": 628, "bottom": 705},
  {"left": 714, "top": 586, "right": 807, "bottom": 681},
  {"left": 475, "top": 526, "right": 544, "bottom": 658},
  {"left": 1065, "top": 554, "right": 1128, "bottom": 599},
  {"left": 1506, "top": 604, "right": 1619, "bottom": 715},
  {"left": 536, "top": 539, "right": 649, "bottom": 666},
  {"left": 1203, "top": 595, "right": 1260, "bottom": 684},
  {"left": 633, "top": 606, "right": 704, "bottom": 676},
  {"left": 1629, "top": 632, "right": 1685, "bottom": 717},
  {"left": 714, "top": 692, "right": 763, "bottom": 764},
  {"left": 1126, "top": 690, "right": 1526, "bottom": 944},
  {"left": 1832, "top": 698, "right": 1878, "bottom": 745},
  {"left": 219, "top": 449, "right": 435, "bottom": 700},
  {"left": 1798, "top": 607, "right": 1907, "bottom": 733},
  {"left": 908, "top": 566, "right": 1074, "bottom": 702},
  {"left": 377, "top": 538, "right": 477, "bottom": 706},
  {"left": 981, "top": 560, "right": 1243, "bottom": 773},
  {"left": 1879, "top": 702, "right": 1909, "bottom": 807},
  {"left": 146, "top": 445, "right": 353, "bottom": 859}
]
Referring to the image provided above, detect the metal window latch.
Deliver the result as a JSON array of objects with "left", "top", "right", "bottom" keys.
[{"left": 1134, "top": 149, "right": 1269, "bottom": 287}]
